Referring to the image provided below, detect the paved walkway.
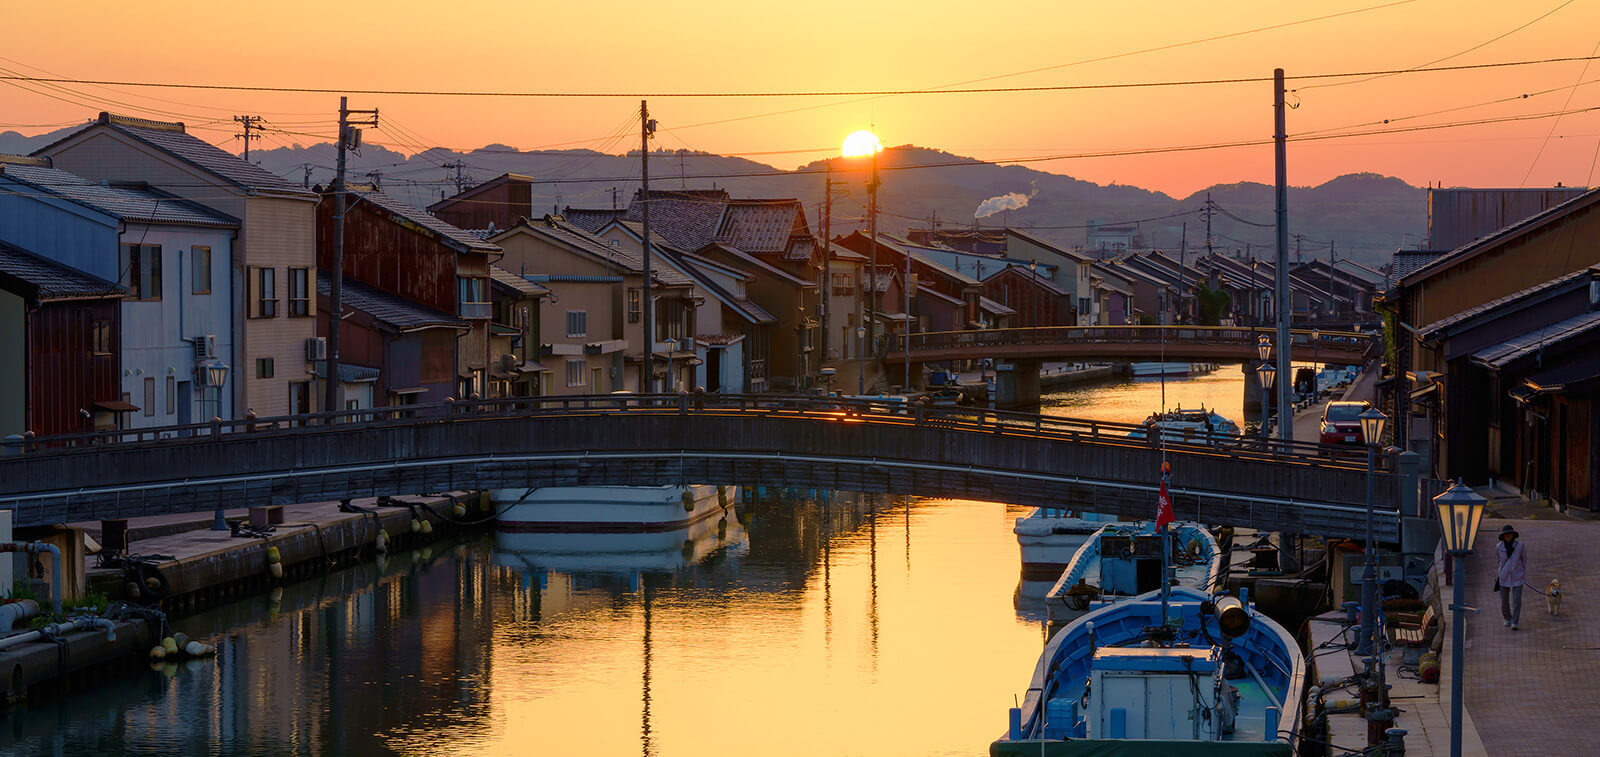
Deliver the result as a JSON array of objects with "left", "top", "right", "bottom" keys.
[{"left": 1460, "top": 515, "right": 1600, "bottom": 755}]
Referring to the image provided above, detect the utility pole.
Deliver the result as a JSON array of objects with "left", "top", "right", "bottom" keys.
[
  {"left": 365, "top": 169, "right": 382, "bottom": 191},
  {"left": 640, "top": 100, "right": 658, "bottom": 393},
  {"left": 1273, "top": 68, "right": 1293, "bottom": 443},
  {"left": 1176, "top": 222, "right": 1188, "bottom": 324},
  {"left": 868, "top": 132, "right": 880, "bottom": 364},
  {"left": 822, "top": 163, "right": 835, "bottom": 372},
  {"left": 610, "top": 187, "right": 620, "bottom": 211},
  {"left": 302, "top": 164, "right": 313, "bottom": 189},
  {"left": 326, "top": 97, "right": 379, "bottom": 418},
  {"left": 441, "top": 161, "right": 470, "bottom": 196},
  {"left": 1203, "top": 192, "right": 1214, "bottom": 259},
  {"left": 234, "top": 115, "right": 263, "bottom": 162}
]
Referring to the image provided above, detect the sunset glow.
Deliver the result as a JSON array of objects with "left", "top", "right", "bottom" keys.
[{"left": 840, "top": 130, "right": 883, "bottom": 158}]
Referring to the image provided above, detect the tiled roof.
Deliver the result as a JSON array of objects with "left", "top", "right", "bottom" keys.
[
  {"left": 1472, "top": 309, "right": 1600, "bottom": 369},
  {"left": 562, "top": 207, "right": 622, "bottom": 234},
  {"left": 347, "top": 185, "right": 500, "bottom": 253},
  {"left": 1421, "top": 266, "right": 1598, "bottom": 338},
  {"left": 1390, "top": 250, "right": 1448, "bottom": 280},
  {"left": 504, "top": 215, "right": 690, "bottom": 286},
  {"left": 1402, "top": 187, "right": 1600, "bottom": 286},
  {"left": 878, "top": 234, "right": 981, "bottom": 286},
  {"left": 0, "top": 240, "right": 123, "bottom": 301},
  {"left": 318, "top": 276, "right": 468, "bottom": 332},
  {"left": 622, "top": 189, "right": 729, "bottom": 251},
  {"left": 702, "top": 243, "right": 813, "bottom": 289},
  {"left": 783, "top": 235, "right": 815, "bottom": 261},
  {"left": 0, "top": 160, "right": 237, "bottom": 228},
  {"left": 917, "top": 283, "right": 963, "bottom": 307},
  {"left": 489, "top": 264, "right": 551, "bottom": 297},
  {"left": 715, "top": 200, "right": 801, "bottom": 254},
  {"left": 49, "top": 113, "right": 314, "bottom": 197},
  {"left": 1006, "top": 228, "right": 1095, "bottom": 263}
]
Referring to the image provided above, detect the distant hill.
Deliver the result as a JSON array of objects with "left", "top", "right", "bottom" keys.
[{"left": 0, "top": 127, "right": 1424, "bottom": 268}]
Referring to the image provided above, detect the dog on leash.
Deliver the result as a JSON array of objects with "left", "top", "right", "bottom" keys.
[{"left": 1546, "top": 578, "right": 1563, "bottom": 616}]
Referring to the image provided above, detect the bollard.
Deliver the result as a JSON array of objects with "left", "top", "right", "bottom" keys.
[{"left": 1385, "top": 728, "right": 1406, "bottom": 755}]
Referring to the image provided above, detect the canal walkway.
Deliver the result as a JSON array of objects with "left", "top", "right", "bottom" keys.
[{"left": 1457, "top": 504, "right": 1600, "bottom": 756}]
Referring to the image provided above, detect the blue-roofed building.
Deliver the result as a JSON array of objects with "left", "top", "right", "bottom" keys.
[{"left": 0, "top": 154, "right": 240, "bottom": 430}]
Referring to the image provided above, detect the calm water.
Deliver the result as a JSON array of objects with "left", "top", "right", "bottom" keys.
[{"left": 4, "top": 370, "right": 1235, "bottom": 757}]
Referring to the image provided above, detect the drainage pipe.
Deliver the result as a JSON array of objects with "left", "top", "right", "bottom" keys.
[
  {"left": 0, "top": 542, "right": 62, "bottom": 617},
  {"left": 0, "top": 599, "right": 40, "bottom": 631},
  {"left": 0, "top": 617, "right": 109, "bottom": 652}
]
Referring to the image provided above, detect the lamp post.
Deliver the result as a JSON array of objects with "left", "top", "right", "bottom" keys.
[
  {"left": 856, "top": 326, "right": 866, "bottom": 395},
  {"left": 1311, "top": 328, "right": 1321, "bottom": 396},
  {"left": 1256, "top": 335, "right": 1274, "bottom": 439},
  {"left": 1434, "top": 481, "right": 1486, "bottom": 757},
  {"left": 199, "top": 359, "right": 231, "bottom": 531},
  {"left": 1357, "top": 407, "right": 1389, "bottom": 657},
  {"left": 664, "top": 338, "right": 678, "bottom": 394}
]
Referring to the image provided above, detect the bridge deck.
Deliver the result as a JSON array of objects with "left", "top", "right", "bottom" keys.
[
  {"left": 0, "top": 395, "right": 1405, "bottom": 539},
  {"left": 887, "top": 325, "right": 1373, "bottom": 364}
]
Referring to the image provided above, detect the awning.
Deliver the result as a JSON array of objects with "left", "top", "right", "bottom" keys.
[
  {"left": 311, "top": 363, "right": 381, "bottom": 383},
  {"left": 390, "top": 386, "right": 429, "bottom": 396},
  {"left": 1409, "top": 382, "right": 1440, "bottom": 402},
  {"left": 1522, "top": 357, "right": 1600, "bottom": 395},
  {"left": 652, "top": 350, "right": 698, "bottom": 361},
  {"left": 92, "top": 400, "right": 139, "bottom": 413},
  {"left": 515, "top": 360, "right": 549, "bottom": 374}
]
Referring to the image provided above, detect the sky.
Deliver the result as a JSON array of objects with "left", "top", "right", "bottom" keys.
[{"left": 3, "top": 0, "right": 1600, "bottom": 197}]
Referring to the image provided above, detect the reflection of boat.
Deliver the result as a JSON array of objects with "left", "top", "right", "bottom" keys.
[
  {"left": 1013, "top": 508, "right": 1116, "bottom": 581},
  {"left": 994, "top": 586, "right": 1305, "bottom": 755},
  {"left": 492, "top": 503, "right": 747, "bottom": 574},
  {"left": 1129, "top": 362, "right": 1217, "bottom": 378},
  {"left": 1045, "top": 521, "right": 1223, "bottom": 631},
  {"left": 1126, "top": 406, "right": 1241, "bottom": 445},
  {"left": 492, "top": 485, "right": 734, "bottom": 532}
]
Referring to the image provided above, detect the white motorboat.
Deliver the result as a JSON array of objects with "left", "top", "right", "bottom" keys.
[{"left": 492, "top": 484, "right": 735, "bottom": 533}]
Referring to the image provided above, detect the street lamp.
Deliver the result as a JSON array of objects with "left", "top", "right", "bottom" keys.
[
  {"left": 1434, "top": 481, "right": 1486, "bottom": 757},
  {"left": 1256, "top": 361, "right": 1276, "bottom": 440},
  {"left": 1257, "top": 334, "right": 1272, "bottom": 362},
  {"left": 1357, "top": 407, "right": 1389, "bottom": 658},
  {"left": 856, "top": 326, "right": 867, "bottom": 395},
  {"left": 664, "top": 338, "right": 678, "bottom": 393},
  {"left": 1311, "top": 328, "right": 1321, "bottom": 395}
]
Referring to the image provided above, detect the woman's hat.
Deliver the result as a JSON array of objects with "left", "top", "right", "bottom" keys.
[{"left": 1499, "top": 524, "right": 1519, "bottom": 539}]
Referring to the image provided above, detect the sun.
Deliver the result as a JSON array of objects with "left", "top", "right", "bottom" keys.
[{"left": 841, "top": 130, "right": 882, "bottom": 158}]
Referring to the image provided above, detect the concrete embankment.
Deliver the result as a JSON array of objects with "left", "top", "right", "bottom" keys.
[
  {"left": 1, "top": 492, "right": 491, "bottom": 708},
  {"left": 1039, "top": 363, "right": 1123, "bottom": 391}
]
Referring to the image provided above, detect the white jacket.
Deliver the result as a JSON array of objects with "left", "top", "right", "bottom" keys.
[{"left": 1497, "top": 540, "right": 1528, "bottom": 587}]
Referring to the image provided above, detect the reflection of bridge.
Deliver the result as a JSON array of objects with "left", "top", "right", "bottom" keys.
[
  {"left": 0, "top": 395, "right": 1408, "bottom": 539},
  {"left": 887, "top": 326, "right": 1376, "bottom": 404}
]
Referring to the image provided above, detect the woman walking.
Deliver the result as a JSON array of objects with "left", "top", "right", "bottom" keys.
[{"left": 1496, "top": 524, "right": 1528, "bottom": 630}]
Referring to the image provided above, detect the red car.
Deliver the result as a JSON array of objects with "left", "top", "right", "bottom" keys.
[{"left": 1320, "top": 401, "right": 1371, "bottom": 445}]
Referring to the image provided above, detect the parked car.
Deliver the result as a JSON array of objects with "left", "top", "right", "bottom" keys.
[{"left": 1319, "top": 400, "right": 1372, "bottom": 445}]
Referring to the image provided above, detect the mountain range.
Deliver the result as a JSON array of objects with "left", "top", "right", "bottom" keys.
[{"left": 1, "top": 127, "right": 1424, "bottom": 268}]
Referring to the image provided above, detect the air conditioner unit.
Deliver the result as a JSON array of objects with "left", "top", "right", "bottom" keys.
[
  {"left": 193, "top": 334, "right": 217, "bottom": 360},
  {"left": 499, "top": 353, "right": 518, "bottom": 372},
  {"left": 306, "top": 337, "right": 328, "bottom": 361}
]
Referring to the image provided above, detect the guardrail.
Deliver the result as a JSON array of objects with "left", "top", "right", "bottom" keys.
[
  {"left": 892, "top": 325, "right": 1376, "bottom": 356},
  {"left": 0, "top": 393, "right": 1388, "bottom": 473}
]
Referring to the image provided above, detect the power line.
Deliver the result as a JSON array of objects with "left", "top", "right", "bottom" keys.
[{"left": 4, "top": 56, "right": 1600, "bottom": 99}]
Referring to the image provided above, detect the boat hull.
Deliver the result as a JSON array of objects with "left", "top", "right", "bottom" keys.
[{"left": 492, "top": 484, "right": 733, "bottom": 532}]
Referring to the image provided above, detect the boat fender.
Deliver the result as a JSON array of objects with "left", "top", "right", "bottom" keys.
[
  {"left": 419, "top": 519, "right": 433, "bottom": 535},
  {"left": 126, "top": 581, "right": 142, "bottom": 599},
  {"left": 452, "top": 503, "right": 467, "bottom": 518},
  {"left": 717, "top": 486, "right": 730, "bottom": 509},
  {"left": 410, "top": 518, "right": 422, "bottom": 533},
  {"left": 418, "top": 546, "right": 433, "bottom": 561},
  {"left": 265, "top": 547, "right": 281, "bottom": 564},
  {"left": 681, "top": 491, "right": 696, "bottom": 512},
  {"left": 149, "top": 645, "right": 166, "bottom": 660},
  {"left": 1418, "top": 652, "right": 1440, "bottom": 683},
  {"left": 172, "top": 632, "right": 189, "bottom": 650},
  {"left": 134, "top": 562, "right": 170, "bottom": 603},
  {"left": 161, "top": 637, "right": 178, "bottom": 655},
  {"left": 160, "top": 662, "right": 179, "bottom": 677},
  {"left": 269, "top": 562, "right": 284, "bottom": 579}
]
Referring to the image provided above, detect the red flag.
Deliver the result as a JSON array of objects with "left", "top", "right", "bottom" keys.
[{"left": 1155, "top": 477, "right": 1175, "bottom": 529}]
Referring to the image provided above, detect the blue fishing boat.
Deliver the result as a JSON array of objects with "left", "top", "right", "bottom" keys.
[
  {"left": 994, "top": 586, "right": 1306, "bottom": 756},
  {"left": 1045, "top": 521, "right": 1224, "bottom": 630}
]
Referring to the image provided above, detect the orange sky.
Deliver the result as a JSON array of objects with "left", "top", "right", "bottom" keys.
[{"left": 4, "top": 0, "right": 1600, "bottom": 197}]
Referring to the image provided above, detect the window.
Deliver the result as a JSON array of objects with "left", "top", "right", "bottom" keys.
[
  {"left": 123, "top": 244, "right": 162, "bottom": 301},
  {"left": 565, "top": 310, "right": 587, "bottom": 338},
  {"left": 256, "top": 357, "right": 275, "bottom": 379},
  {"left": 627, "top": 288, "right": 642, "bottom": 323},
  {"left": 565, "top": 358, "right": 587, "bottom": 387},
  {"left": 166, "top": 376, "right": 176, "bottom": 415},
  {"left": 458, "top": 276, "right": 490, "bottom": 319},
  {"left": 143, "top": 377, "right": 155, "bottom": 417},
  {"left": 255, "top": 268, "right": 277, "bottom": 317},
  {"left": 91, "top": 320, "right": 112, "bottom": 355},
  {"left": 288, "top": 268, "right": 311, "bottom": 317},
  {"left": 191, "top": 246, "right": 211, "bottom": 294},
  {"left": 346, "top": 400, "right": 360, "bottom": 411},
  {"left": 832, "top": 273, "right": 855, "bottom": 296}
]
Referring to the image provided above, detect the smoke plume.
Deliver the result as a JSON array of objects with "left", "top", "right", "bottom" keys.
[{"left": 974, "top": 192, "right": 1028, "bottom": 219}]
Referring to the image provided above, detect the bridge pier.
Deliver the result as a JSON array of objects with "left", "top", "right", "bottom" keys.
[{"left": 993, "top": 359, "right": 1042, "bottom": 409}]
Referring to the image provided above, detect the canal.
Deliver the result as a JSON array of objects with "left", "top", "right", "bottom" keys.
[{"left": 2, "top": 369, "right": 1246, "bottom": 757}]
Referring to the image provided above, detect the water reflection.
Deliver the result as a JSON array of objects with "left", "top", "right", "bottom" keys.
[
  {"left": 4, "top": 493, "right": 1045, "bottom": 757},
  {"left": 1039, "top": 363, "right": 1249, "bottom": 428}
]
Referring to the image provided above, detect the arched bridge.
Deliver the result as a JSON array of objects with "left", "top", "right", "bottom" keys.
[
  {"left": 0, "top": 395, "right": 1405, "bottom": 540},
  {"left": 887, "top": 325, "right": 1374, "bottom": 364}
]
